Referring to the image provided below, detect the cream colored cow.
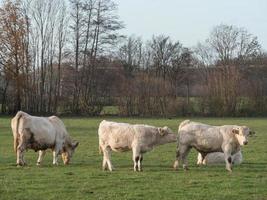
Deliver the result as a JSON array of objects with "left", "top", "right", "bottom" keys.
[
  {"left": 11, "top": 111, "right": 79, "bottom": 166},
  {"left": 98, "top": 120, "right": 177, "bottom": 171},
  {"left": 173, "top": 120, "right": 251, "bottom": 172}
]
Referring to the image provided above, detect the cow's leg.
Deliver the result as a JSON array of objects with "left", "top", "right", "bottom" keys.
[
  {"left": 101, "top": 145, "right": 108, "bottom": 171},
  {"left": 181, "top": 146, "right": 191, "bottom": 170},
  {"left": 102, "top": 156, "right": 108, "bottom": 171},
  {"left": 103, "top": 147, "right": 113, "bottom": 171},
  {"left": 174, "top": 145, "right": 191, "bottom": 170},
  {"left": 200, "top": 152, "right": 207, "bottom": 165},
  {"left": 16, "top": 135, "right": 27, "bottom": 166},
  {"left": 53, "top": 144, "right": 62, "bottom": 165},
  {"left": 132, "top": 147, "right": 141, "bottom": 172},
  {"left": 37, "top": 150, "right": 46, "bottom": 166},
  {"left": 224, "top": 154, "right": 232, "bottom": 172},
  {"left": 202, "top": 157, "right": 207, "bottom": 165},
  {"left": 53, "top": 150, "right": 59, "bottom": 165},
  {"left": 173, "top": 147, "right": 180, "bottom": 170},
  {"left": 222, "top": 144, "right": 233, "bottom": 172},
  {"left": 223, "top": 149, "right": 233, "bottom": 172},
  {"left": 197, "top": 153, "right": 203, "bottom": 165},
  {"left": 138, "top": 154, "right": 143, "bottom": 171}
]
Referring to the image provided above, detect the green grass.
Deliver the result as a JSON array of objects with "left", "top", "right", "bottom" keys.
[{"left": 0, "top": 117, "right": 266, "bottom": 200}]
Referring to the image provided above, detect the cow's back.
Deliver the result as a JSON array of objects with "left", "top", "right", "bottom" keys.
[
  {"left": 21, "top": 115, "right": 57, "bottom": 147},
  {"left": 179, "top": 121, "right": 224, "bottom": 152},
  {"left": 10, "top": 112, "right": 59, "bottom": 152},
  {"left": 98, "top": 120, "right": 135, "bottom": 151},
  {"left": 179, "top": 121, "right": 218, "bottom": 140},
  {"left": 48, "top": 116, "right": 68, "bottom": 139}
]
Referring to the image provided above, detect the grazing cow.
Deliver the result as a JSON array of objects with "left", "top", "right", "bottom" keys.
[
  {"left": 11, "top": 111, "right": 79, "bottom": 166},
  {"left": 98, "top": 120, "right": 177, "bottom": 171},
  {"left": 173, "top": 120, "right": 251, "bottom": 172},
  {"left": 197, "top": 151, "right": 243, "bottom": 165}
]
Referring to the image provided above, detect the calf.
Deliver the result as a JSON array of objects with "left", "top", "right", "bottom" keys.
[
  {"left": 173, "top": 120, "right": 251, "bottom": 172},
  {"left": 197, "top": 151, "right": 243, "bottom": 165},
  {"left": 98, "top": 120, "right": 177, "bottom": 171}
]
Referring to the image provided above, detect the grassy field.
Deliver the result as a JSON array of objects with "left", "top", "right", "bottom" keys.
[{"left": 0, "top": 117, "right": 266, "bottom": 200}]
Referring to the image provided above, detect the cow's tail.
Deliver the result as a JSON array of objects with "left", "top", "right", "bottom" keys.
[
  {"left": 178, "top": 120, "right": 190, "bottom": 131},
  {"left": 99, "top": 145, "right": 102, "bottom": 154},
  {"left": 13, "top": 111, "right": 24, "bottom": 154},
  {"left": 98, "top": 121, "right": 104, "bottom": 155}
]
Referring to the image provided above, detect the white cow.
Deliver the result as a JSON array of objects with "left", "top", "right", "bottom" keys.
[
  {"left": 197, "top": 151, "right": 243, "bottom": 165},
  {"left": 173, "top": 120, "right": 251, "bottom": 172},
  {"left": 11, "top": 111, "right": 79, "bottom": 166},
  {"left": 98, "top": 120, "right": 177, "bottom": 171}
]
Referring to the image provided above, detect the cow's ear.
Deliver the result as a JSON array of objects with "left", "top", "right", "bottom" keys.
[
  {"left": 158, "top": 128, "right": 165, "bottom": 136},
  {"left": 72, "top": 141, "right": 79, "bottom": 149},
  {"left": 232, "top": 128, "right": 239, "bottom": 134},
  {"left": 163, "top": 126, "right": 169, "bottom": 131},
  {"left": 249, "top": 130, "right": 256, "bottom": 137}
]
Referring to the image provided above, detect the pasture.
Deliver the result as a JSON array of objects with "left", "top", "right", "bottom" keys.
[{"left": 0, "top": 117, "right": 266, "bottom": 200}]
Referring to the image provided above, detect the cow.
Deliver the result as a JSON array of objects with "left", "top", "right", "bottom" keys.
[
  {"left": 196, "top": 130, "right": 255, "bottom": 165},
  {"left": 98, "top": 120, "right": 177, "bottom": 171},
  {"left": 11, "top": 111, "right": 79, "bottom": 166},
  {"left": 197, "top": 151, "right": 243, "bottom": 165},
  {"left": 173, "top": 120, "right": 251, "bottom": 172}
]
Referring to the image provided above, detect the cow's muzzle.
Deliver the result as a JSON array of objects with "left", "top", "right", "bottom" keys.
[{"left": 243, "top": 141, "right": 248, "bottom": 145}]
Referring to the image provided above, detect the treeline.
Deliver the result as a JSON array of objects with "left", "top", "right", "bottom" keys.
[{"left": 0, "top": 0, "right": 267, "bottom": 117}]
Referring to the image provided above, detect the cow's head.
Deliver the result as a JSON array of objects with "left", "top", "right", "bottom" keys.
[
  {"left": 62, "top": 140, "right": 79, "bottom": 165},
  {"left": 158, "top": 126, "right": 172, "bottom": 136},
  {"left": 157, "top": 126, "right": 177, "bottom": 144},
  {"left": 232, "top": 126, "right": 250, "bottom": 146}
]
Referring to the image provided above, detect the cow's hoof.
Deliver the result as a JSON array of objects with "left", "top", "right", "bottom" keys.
[
  {"left": 102, "top": 167, "right": 108, "bottom": 171},
  {"left": 197, "top": 162, "right": 204, "bottom": 166},
  {"left": 226, "top": 168, "right": 233, "bottom": 173},
  {"left": 17, "top": 163, "right": 24, "bottom": 167},
  {"left": 173, "top": 161, "right": 179, "bottom": 169},
  {"left": 107, "top": 167, "right": 114, "bottom": 172},
  {"left": 36, "top": 162, "right": 41, "bottom": 166}
]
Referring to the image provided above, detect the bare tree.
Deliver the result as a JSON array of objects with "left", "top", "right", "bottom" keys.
[
  {"left": 0, "top": 0, "right": 28, "bottom": 112},
  {"left": 116, "top": 36, "right": 143, "bottom": 115},
  {"left": 118, "top": 36, "right": 142, "bottom": 77},
  {"left": 54, "top": 0, "right": 68, "bottom": 112},
  {"left": 30, "top": 0, "right": 59, "bottom": 112},
  {"left": 208, "top": 24, "right": 261, "bottom": 65},
  {"left": 78, "top": 0, "right": 123, "bottom": 114},
  {"left": 148, "top": 35, "right": 183, "bottom": 115},
  {"left": 69, "top": 0, "right": 83, "bottom": 113}
]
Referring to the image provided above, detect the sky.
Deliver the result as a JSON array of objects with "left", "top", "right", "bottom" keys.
[{"left": 113, "top": 0, "right": 267, "bottom": 50}]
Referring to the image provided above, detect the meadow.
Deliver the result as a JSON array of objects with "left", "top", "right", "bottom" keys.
[{"left": 0, "top": 117, "right": 266, "bottom": 200}]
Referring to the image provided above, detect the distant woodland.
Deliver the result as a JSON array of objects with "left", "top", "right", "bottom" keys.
[{"left": 1, "top": 0, "right": 267, "bottom": 117}]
